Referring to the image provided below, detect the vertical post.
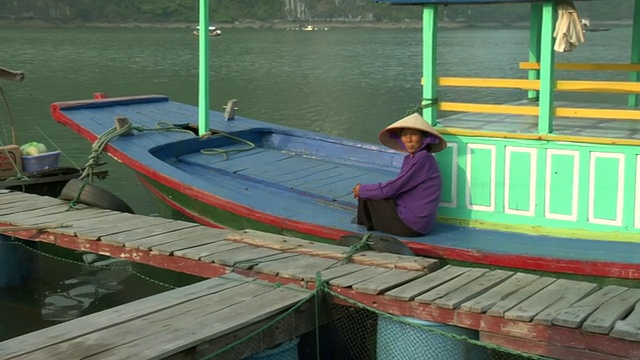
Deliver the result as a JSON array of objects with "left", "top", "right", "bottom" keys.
[
  {"left": 198, "top": 0, "right": 210, "bottom": 137},
  {"left": 422, "top": 5, "right": 438, "bottom": 126},
  {"left": 538, "top": 2, "right": 556, "bottom": 134},
  {"left": 528, "top": 3, "right": 542, "bottom": 101},
  {"left": 629, "top": 0, "right": 640, "bottom": 108}
]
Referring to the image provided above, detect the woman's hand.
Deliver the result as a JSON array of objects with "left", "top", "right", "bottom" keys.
[{"left": 352, "top": 183, "right": 361, "bottom": 198}]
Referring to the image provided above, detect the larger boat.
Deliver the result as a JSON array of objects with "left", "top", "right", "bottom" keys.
[{"left": 50, "top": 0, "right": 640, "bottom": 280}]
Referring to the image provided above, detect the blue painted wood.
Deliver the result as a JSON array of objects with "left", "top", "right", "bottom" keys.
[{"left": 55, "top": 97, "right": 640, "bottom": 267}]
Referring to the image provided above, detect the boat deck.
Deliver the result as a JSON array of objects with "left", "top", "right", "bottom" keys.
[
  {"left": 439, "top": 100, "right": 640, "bottom": 140},
  {"left": 2, "top": 190, "right": 640, "bottom": 359}
]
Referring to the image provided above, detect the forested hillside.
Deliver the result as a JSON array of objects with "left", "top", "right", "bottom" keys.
[{"left": 0, "top": 0, "right": 633, "bottom": 25}]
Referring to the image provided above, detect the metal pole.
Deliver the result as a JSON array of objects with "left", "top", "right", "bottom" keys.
[{"left": 198, "top": 0, "right": 210, "bottom": 137}]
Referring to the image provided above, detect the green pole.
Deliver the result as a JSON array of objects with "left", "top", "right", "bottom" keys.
[
  {"left": 198, "top": 0, "right": 210, "bottom": 137},
  {"left": 629, "top": 0, "right": 640, "bottom": 108},
  {"left": 538, "top": 2, "right": 555, "bottom": 134},
  {"left": 528, "top": 3, "right": 542, "bottom": 101},
  {"left": 422, "top": 5, "right": 438, "bottom": 126}
]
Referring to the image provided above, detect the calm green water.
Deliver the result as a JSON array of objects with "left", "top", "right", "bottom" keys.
[{"left": 0, "top": 25, "right": 634, "bottom": 341}]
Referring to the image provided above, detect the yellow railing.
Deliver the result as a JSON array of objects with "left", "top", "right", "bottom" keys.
[
  {"left": 519, "top": 62, "right": 640, "bottom": 72},
  {"left": 437, "top": 73, "right": 640, "bottom": 121}
]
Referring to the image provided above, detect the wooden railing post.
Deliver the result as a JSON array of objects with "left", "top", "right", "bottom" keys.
[
  {"left": 538, "top": 2, "right": 556, "bottom": 134},
  {"left": 630, "top": 0, "right": 640, "bottom": 108},
  {"left": 422, "top": 5, "right": 438, "bottom": 126},
  {"left": 528, "top": 3, "right": 542, "bottom": 101}
]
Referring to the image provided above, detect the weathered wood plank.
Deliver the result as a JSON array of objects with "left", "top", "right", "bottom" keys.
[
  {"left": 4, "top": 207, "right": 113, "bottom": 227},
  {"left": 151, "top": 229, "right": 231, "bottom": 255},
  {"left": 317, "top": 263, "right": 370, "bottom": 282},
  {"left": 38, "top": 281, "right": 286, "bottom": 360},
  {"left": 532, "top": 281, "right": 598, "bottom": 325},
  {"left": 81, "top": 285, "right": 311, "bottom": 360},
  {"left": 101, "top": 221, "right": 201, "bottom": 246},
  {"left": 486, "top": 277, "right": 556, "bottom": 317},
  {"left": 74, "top": 216, "right": 176, "bottom": 241},
  {"left": 460, "top": 273, "right": 540, "bottom": 313},
  {"left": 504, "top": 279, "right": 594, "bottom": 322},
  {"left": 51, "top": 212, "right": 138, "bottom": 237},
  {"left": 609, "top": 292, "right": 640, "bottom": 341},
  {"left": 200, "top": 244, "right": 283, "bottom": 267},
  {"left": 415, "top": 268, "right": 489, "bottom": 305},
  {"left": 329, "top": 266, "right": 392, "bottom": 288},
  {"left": 124, "top": 225, "right": 211, "bottom": 250},
  {"left": 253, "top": 254, "right": 337, "bottom": 280},
  {"left": 352, "top": 269, "right": 425, "bottom": 295},
  {"left": 226, "top": 229, "right": 440, "bottom": 271},
  {"left": 552, "top": 286, "right": 629, "bottom": 329},
  {"left": 384, "top": 265, "right": 471, "bottom": 301},
  {"left": 432, "top": 270, "right": 513, "bottom": 310},
  {"left": 0, "top": 202, "right": 87, "bottom": 219},
  {"left": 0, "top": 274, "right": 251, "bottom": 359},
  {"left": 583, "top": 289, "right": 640, "bottom": 334},
  {"left": 174, "top": 240, "right": 247, "bottom": 260},
  {"left": 0, "top": 199, "right": 69, "bottom": 215}
]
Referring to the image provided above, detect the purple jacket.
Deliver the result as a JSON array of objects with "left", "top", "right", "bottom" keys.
[{"left": 358, "top": 138, "right": 442, "bottom": 235}]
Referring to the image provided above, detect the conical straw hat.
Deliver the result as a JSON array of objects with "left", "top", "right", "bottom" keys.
[{"left": 378, "top": 113, "right": 447, "bottom": 153}]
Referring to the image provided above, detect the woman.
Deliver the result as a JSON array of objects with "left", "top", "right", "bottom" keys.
[{"left": 352, "top": 112, "right": 446, "bottom": 237}]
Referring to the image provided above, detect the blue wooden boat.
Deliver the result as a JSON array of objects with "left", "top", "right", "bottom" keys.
[{"left": 51, "top": 0, "right": 640, "bottom": 280}]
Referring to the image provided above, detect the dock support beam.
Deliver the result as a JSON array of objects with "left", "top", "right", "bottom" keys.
[
  {"left": 422, "top": 5, "right": 438, "bottom": 126},
  {"left": 630, "top": 0, "right": 640, "bottom": 108},
  {"left": 528, "top": 4, "right": 542, "bottom": 101},
  {"left": 198, "top": 0, "right": 210, "bottom": 137},
  {"left": 538, "top": 2, "right": 556, "bottom": 134}
]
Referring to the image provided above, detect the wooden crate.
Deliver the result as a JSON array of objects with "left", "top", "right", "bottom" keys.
[{"left": 0, "top": 145, "right": 22, "bottom": 180}]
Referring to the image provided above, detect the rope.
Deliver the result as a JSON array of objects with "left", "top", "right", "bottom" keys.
[
  {"left": 0, "top": 84, "right": 17, "bottom": 144},
  {"left": 78, "top": 124, "right": 134, "bottom": 183},
  {"left": 406, "top": 97, "right": 438, "bottom": 116},
  {"left": 199, "top": 131, "right": 255, "bottom": 160}
]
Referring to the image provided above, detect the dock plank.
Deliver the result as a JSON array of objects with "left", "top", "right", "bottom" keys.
[
  {"left": 329, "top": 266, "right": 392, "bottom": 288},
  {"left": 38, "top": 281, "right": 283, "bottom": 360},
  {"left": 433, "top": 270, "right": 513, "bottom": 310},
  {"left": 415, "top": 268, "right": 489, "bottom": 305},
  {"left": 150, "top": 229, "right": 230, "bottom": 255},
  {"left": 227, "top": 229, "right": 440, "bottom": 271},
  {"left": 486, "top": 277, "right": 556, "bottom": 317},
  {"left": 504, "top": 279, "right": 595, "bottom": 322},
  {"left": 74, "top": 216, "right": 177, "bottom": 240},
  {"left": 460, "top": 273, "right": 541, "bottom": 313},
  {"left": 384, "top": 265, "right": 470, "bottom": 301},
  {"left": 253, "top": 254, "right": 337, "bottom": 280},
  {"left": 4, "top": 207, "right": 113, "bottom": 226},
  {"left": 0, "top": 199, "right": 70, "bottom": 215},
  {"left": 317, "top": 263, "right": 370, "bottom": 282},
  {"left": 100, "top": 221, "right": 201, "bottom": 246},
  {"left": 552, "top": 285, "right": 628, "bottom": 328},
  {"left": 201, "top": 244, "right": 284, "bottom": 267},
  {"left": 174, "top": 240, "right": 248, "bottom": 260},
  {"left": 611, "top": 300, "right": 640, "bottom": 341},
  {"left": 124, "top": 225, "right": 212, "bottom": 250},
  {"left": 352, "top": 269, "right": 425, "bottom": 295},
  {"left": 86, "top": 285, "right": 311, "bottom": 360},
  {"left": 532, "top": 281, "right": 598, "bottom": 325},
  {"left": 585, "top": 289, "right": 640, "bottom": 334},
  {"left": 0, "top": 274, "right": 250, "bottom": 359},
  {"left": 51, "top": 212, "right": 139, "bottom": 237}
]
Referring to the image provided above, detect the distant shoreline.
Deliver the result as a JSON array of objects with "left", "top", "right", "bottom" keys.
[{"left": 0, "top": 19, "right": 631, "bottom": 30}]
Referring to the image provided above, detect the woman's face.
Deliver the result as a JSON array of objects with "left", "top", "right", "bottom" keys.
[{"left": 399, "top": 128, "right": 424, "bottom": 154}]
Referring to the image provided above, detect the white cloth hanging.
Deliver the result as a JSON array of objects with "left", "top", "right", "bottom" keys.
[{"left": 553, "top": 1, "right": 585, "bottom": 52}]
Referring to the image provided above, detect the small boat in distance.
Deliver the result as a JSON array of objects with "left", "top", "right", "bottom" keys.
[
  {"left": 193, "top": 25, "right": 222, "bottom": 37},
  {"left": 580, "top": 17, "right": 611, "bottom": 32}
]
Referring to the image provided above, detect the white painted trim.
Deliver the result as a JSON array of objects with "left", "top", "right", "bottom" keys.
[
  {"left": 504, "top": 147, "right": 537, "bottom": 216},
  {"left": 544, "top": 149, "right": 580, "bottom": 221},
  {"left": 588, "top": 152, "right": 625, "bottom": 226},
  {"left": 636, "top": 156, "right": 640, "bottom": 228},
  {"left": 465, "top": 144, "right": 496, "bottom": 212},
  {"left": 439, "top": 143, "right": 458, "bottom": 208}
]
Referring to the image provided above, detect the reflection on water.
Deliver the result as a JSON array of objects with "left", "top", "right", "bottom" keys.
[{"left": 0, "top": 235, "right": 195, "bottom": 341}]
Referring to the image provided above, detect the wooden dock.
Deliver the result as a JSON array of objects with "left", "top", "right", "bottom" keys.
[
  {"left": 0, "top": 274, "right": 316, "bottom": 360},
  {"left": 2, "top": 189, "right": 640, "bottom": 360}
]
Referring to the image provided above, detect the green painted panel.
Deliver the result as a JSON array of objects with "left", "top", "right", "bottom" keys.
[
  {"left": 435, "top": 146, "right": 454, "bottom": 204},
  {"left": 507, "top": 150, "right": 532, "bottom": 212},
  {"left": 548, "top": 153, "right": 576, "bottom": 217},
  {"left": 469, "top": 147, "right": 493, "bottom": 208},
  {"left": 592, "top": 156, "right": 621, "bottom": 221}
]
